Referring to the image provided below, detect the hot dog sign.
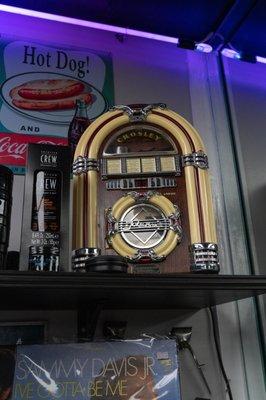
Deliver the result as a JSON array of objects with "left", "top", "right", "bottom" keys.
[
  {"left": 0, "top": 36, "right": 114, "bottom": 172},
  {"left": 22, "top": 46, "right": 91, "bottom": 79}
]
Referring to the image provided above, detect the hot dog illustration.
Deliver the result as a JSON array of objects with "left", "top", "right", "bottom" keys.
[
  {"left": 9, "top": 78, "right": 94, "bottom": 111},
  {"left": 15, "top": 79, "right": 85, "bottom": 100}
]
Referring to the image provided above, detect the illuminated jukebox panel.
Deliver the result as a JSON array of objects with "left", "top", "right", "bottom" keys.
[{"left": 72, "top": 104, "right": 219, "bottom": 274}]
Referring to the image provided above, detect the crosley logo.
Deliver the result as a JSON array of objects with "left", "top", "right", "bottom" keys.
[{"left": 116, "top": 130, "right": 162, "bottom": 144}]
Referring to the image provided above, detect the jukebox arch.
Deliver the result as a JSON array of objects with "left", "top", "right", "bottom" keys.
[{"left": 72, "top": 104, "right": 219, "bottom": 273}]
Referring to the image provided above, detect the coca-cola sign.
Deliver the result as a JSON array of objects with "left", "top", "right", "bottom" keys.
[{"left": 0, "top": 132, "right": 67, "bottom": 166}]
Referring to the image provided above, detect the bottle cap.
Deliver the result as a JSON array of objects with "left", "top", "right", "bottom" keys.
[{"left": 76, "top": 99, "right": 87, "bottom": 109}]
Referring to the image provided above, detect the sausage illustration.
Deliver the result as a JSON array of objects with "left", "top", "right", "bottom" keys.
[
  {"left": 9, "top": 79, "right": 94, "bottom": 111},
  {"left": 11, "top": 92, "right": 93, "bottom": 111},
  {"left": 13, "top": 79, "right": 85, "bottom": 100}
]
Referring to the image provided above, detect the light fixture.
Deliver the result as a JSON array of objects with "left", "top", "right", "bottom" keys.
[
  {"left": 196, "top": 43, "right": 212, "bottom": 53},
  {"left": 222, "top": 48, "right": 265, "bottom": 64},
  {"left": 256, "top": 56, "right": 266, "bottom": 64},
  {"left": 221, "top": 49, "right": 240, "bottom": 59},
  {"left": 0, "top": 4, "right": 212, "bottom": 53}
]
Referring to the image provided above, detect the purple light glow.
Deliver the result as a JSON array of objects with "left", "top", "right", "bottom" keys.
[
  {"left": 256, "top": 56, "right": 266, "bottom": 64},
  {"left": 222, "top": 48, "right": 266, "bottom": 64},
  {"left": 222, "top": 49, "right": 239, "bottom": 59},
  {"left": 0, "top": 4, "right": 212, "bottom": 52}
]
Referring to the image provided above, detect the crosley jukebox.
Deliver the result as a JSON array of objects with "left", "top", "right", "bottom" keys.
[{"left": 72, "top": 104, "right": 219, "bottom": 274}]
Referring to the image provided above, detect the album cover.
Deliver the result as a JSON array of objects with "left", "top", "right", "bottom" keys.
[{"left": 11, "top": 339, "right": 181, "bottom": 399}]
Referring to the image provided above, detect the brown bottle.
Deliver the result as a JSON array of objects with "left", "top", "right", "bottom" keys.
[{"left": 68, "top": 99, "right": 91, "bottom": 160}]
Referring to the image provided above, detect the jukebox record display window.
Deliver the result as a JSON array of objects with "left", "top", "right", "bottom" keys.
[{"left": 72, "top": 104, "right": 219, "bottom": 274}]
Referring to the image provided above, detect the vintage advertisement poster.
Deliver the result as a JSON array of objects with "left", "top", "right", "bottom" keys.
[
  {"left": 0, "top": 36, "right": 114, "bottom": 173},
  {"left": 11, "top": 340, "right": 181, "bottom": 399}
]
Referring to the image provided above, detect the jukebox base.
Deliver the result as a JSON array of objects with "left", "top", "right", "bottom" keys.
[
  {"left": 72, "top": 250, "right": 128, "bottom": 273},
  {"left": 85, "top": 255, "right": 128, "bottom": 273}
]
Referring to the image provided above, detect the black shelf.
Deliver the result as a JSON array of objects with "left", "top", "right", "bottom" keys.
[{"left": 0, "top": 271, "right": 266, "bottom": 310}]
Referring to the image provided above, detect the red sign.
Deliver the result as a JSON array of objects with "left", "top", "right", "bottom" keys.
[{"left": 0, "top": 132, "right": 68, "bottom": 166}]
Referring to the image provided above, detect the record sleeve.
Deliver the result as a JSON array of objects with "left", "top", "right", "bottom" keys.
[{"left": 11, "top": 339, "right": 181, "bottom": 399}]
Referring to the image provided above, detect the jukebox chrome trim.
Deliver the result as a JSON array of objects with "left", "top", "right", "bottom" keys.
[
  {"left": 72, "top": 247, "right": 101, "bottom": 271},
  {"left": 73, "top": 156, "right": 99, "bottom": 175},
  {"left": 106, "top": 177, "right": 177, "bottom": 190},
  {"left": 190, "top": 242, "right": 219, "bottom": 272},
  {"left": 129, "top": 248, "right": 165, "bottom": 263},
  {"left": 109, "top": 103, "right": 167, "bottom": 121},
  {"left": 182, "top": 150, "right": 209, "bottom": 169}
]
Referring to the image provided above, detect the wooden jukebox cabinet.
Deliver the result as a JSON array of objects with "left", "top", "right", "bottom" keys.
[{"left": 72, "top": 104, "right": 219, "bottom": 274}]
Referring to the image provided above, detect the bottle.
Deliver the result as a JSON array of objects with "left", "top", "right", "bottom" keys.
[
  {"left": 68, "top": 99, "right": 91, "bottom": 160},
  {"left": 31, "top": 170, "right": 61, "bottom": 233},
  {"left": 29, "top": 170, "right": 61, "bottom": 271},
  {"left": 29, "top": 246, "right": 59, "bottom": 272},
  {"left": 0, "top": 165, "right": 13, "bottom": 269}
]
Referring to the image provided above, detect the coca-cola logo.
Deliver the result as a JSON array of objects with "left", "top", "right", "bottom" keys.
[
  {"left": 0, "top": 136, "right": 27, "bottom": 159},
  {"left": 0, "top": 136, "right": 65, "bottom": 160}
]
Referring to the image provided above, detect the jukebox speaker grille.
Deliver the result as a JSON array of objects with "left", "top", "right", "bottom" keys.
[
  {"left": 119, "top": 204, "right": 168, "bottom": 249},
  {"left": 107, "top": 191, "right": 182, "bottom": 262}
]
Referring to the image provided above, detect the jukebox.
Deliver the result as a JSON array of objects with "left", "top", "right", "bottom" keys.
[{"left": 72, "top": 104, "right": 219, "bottom": 274}]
